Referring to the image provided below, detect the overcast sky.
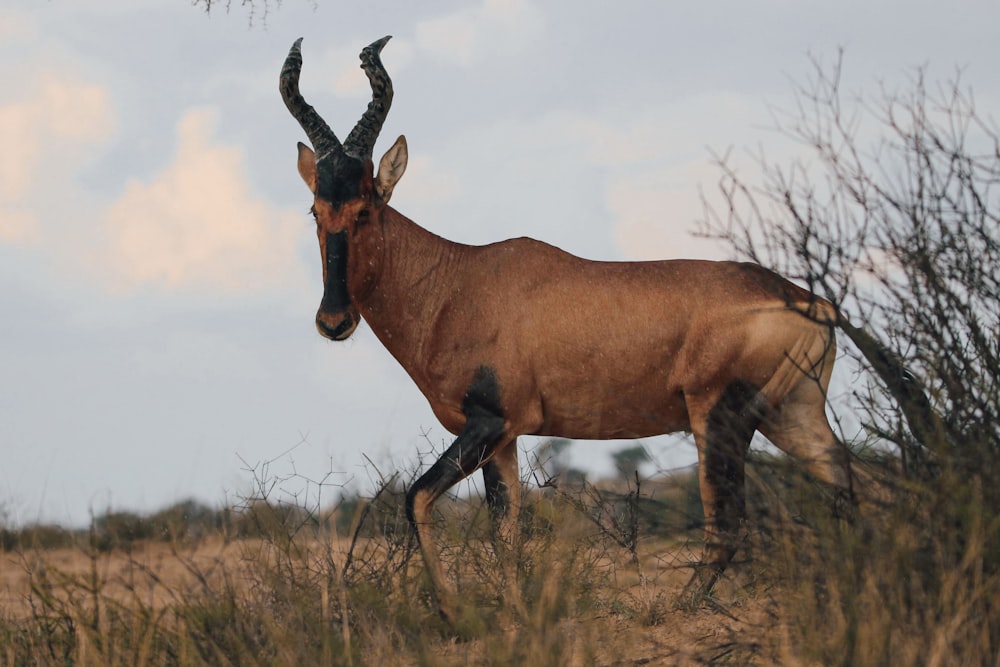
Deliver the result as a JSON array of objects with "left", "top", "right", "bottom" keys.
[{"left": 2, "top": 0, "right": 998, "bottom": 527}]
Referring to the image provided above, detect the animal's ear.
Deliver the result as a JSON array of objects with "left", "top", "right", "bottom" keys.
[
  {"left": 375, "top": 135, "right": 408, "bottom": 205},
  {"left": 296, "top": 142, "right": 318, "bottom": 194}
]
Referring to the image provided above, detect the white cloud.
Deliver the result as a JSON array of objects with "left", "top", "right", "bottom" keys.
[
  {"left": 0, "top": 209, "right": 34, "bottom": 244},
  {"left": 392, "top": 153, "right": 459, "bottom": 209},
  {"left": 553, "top": 92, "right": 776, "bottom": 261},
  {"left": 394, "top": 88, "right": 770, "bottom": 263},
  {"left": 606, "top": 160, "right": 729, "bottom": 261},
  {"left": 101, "top": 107, "right": 306, "bottom": 295},
  {"left": 298, "top": 37, "right": 416, "bottom": 99},
  {"left": 0, "top": 72, "right": 113, "bottom": 242},
  {"left": 567, "top": 92, "right": 757, "bottom": 166},
  {"left": 0, "top": 10, "right": 37, "bottom": 42},
  {"left": 415, "top": 0, "right": 544, "bottom": 67},
  {"left": 320, "top": 42, "right": 383, "bottom": 97}
]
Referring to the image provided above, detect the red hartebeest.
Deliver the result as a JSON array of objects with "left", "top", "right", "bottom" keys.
[{"left": 279, "top": 37, "right": 853, "bottom": 622}]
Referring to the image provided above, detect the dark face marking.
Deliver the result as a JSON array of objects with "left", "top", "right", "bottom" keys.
[
  {"left": 315, "top": 229, "right": 358, "bottom": 340},
  {"left": 310, "top": 154, "right": 372, "bottom": 341},
  {"left": 316, "top": 152, "right": 365, "bottom": 208},
  {"left": 320, "top": 231, "right": 351, "bottom": 312}
]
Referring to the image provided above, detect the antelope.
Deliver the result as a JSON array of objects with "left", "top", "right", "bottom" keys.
[{"left": 279, "top": 37, "right": 854, "bottom": 622}]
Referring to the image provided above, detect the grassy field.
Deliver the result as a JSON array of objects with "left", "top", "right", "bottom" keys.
[{"left": 1, "top": 458, "right": 998, "bottom": 666}]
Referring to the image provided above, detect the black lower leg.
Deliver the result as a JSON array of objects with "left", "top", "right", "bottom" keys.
[
  {"left": 482, "top": 459, "right": 511, "bottom": 522},
  {"left": 405, "top": 413, "right": 506, "bottom": 530},
  {"left": 405, "top": 366, "right": 508, "bottom": 531},
  {"left": 698, "top": 381, "right": 764, "bottom": 585}
]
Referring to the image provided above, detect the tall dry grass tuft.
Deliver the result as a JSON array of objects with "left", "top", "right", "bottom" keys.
[{"left": 745, "top": 455, "right": 1000, "bottom": 667}]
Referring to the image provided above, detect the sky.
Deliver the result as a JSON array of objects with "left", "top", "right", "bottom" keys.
[{"left": 2, "top": 0, "right": 999, "bottom": 528}]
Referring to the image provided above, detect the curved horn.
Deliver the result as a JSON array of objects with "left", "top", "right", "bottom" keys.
[
  {"left": 344, "top": 35, "right": 394, "bottom": 160},
  {"left": 279, "top": 38, "right": 342, "bottom": 160}
]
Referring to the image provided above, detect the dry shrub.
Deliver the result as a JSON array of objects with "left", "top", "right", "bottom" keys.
[
  {"left": 745, "top": 456, "right": 1000, "bottom": 667},
  {"left": 700, "top": 51, "right": 1000, "bottom": 666}
]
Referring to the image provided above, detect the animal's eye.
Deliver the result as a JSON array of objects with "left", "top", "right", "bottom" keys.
[
  {"left": 357, "top": 208, "right": 370, "bottom": 223},
  {"left": 309, "top": 206, "right": 317, "bottom": 220}
]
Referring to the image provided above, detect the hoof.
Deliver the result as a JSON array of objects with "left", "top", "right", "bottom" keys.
[
  {"left": 437, "top": 603, "right": 456, "bottom": 625},
  {"left": 677, "top": 563, "right": 723, "bottom": 610},
  {"left": 435, "top": 600, "right": 488, "bottom": 641}
]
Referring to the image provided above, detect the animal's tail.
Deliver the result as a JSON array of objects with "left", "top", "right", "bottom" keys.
[
  {"left": 835, "top": 317, "right": 947, "bottom": 456},
  {"left": 791, "top": 294, "right": 947, "bottom": 461}
]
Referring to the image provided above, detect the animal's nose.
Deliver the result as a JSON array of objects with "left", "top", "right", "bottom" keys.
[{"left": 315, "top": 312, "right": 356, "bottom": 340}]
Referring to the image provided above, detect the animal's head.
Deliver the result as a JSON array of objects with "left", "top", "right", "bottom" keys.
[{"left": 280, "top": 37, "right": 408, "bottom": 341}]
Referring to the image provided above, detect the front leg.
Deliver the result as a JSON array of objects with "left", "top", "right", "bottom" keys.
[{"left": 405, "top": 367, "right": 507, "bottom": 623}]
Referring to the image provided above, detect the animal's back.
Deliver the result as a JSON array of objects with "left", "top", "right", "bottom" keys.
[{"left": 452, "top": 238, "right": 835, "bottom": 439}]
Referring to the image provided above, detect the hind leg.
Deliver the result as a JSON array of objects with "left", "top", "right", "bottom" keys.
[
  {"left": 759, "top": 326, "right": 853, "bottom": 496},
  {"left": 758, "top": 380, "right": 852, "bottom": 496},
  {"left": 685, "top": 381, "right": 764, "bottom": 594}
]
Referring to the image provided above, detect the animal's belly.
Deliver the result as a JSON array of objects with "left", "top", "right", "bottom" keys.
[{"left": 531, "top": 386, "right": 691, "bottom": 440}]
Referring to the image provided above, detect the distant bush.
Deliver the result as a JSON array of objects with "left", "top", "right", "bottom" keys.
[
  {"left": 0, "top": 523, "right": 75, "bottom": 551},
  {"left": 86, "top": 500, "right": 231, "bottom": 551},
  {"left": 146, "top": 498, "right": 230, "bottom": 541},
  {"left": 91, "top": 510, "right": 155, "bottom": 551},
  {"left": 231, "top": 497, "right": 315, "bottom": 542}
]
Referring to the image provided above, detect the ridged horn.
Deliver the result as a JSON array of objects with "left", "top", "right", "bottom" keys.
[
  {"left": 343, "top": 35, "right": 394, "bottom": 160},
  {"left": 279, "top": 38, "right": 342, "bottom": 160}
]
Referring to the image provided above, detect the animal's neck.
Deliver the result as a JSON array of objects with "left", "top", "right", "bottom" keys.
[{"left": 355, "top": 208, "right": 464, "bottom": 366}]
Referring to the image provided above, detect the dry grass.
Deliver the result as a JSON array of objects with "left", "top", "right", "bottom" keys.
[
  {"left": 2, "top": 460, "right": 998, "bottom": 666},
  {"left": 0, "top": 535, "right": 772, "bottom": 666}
]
